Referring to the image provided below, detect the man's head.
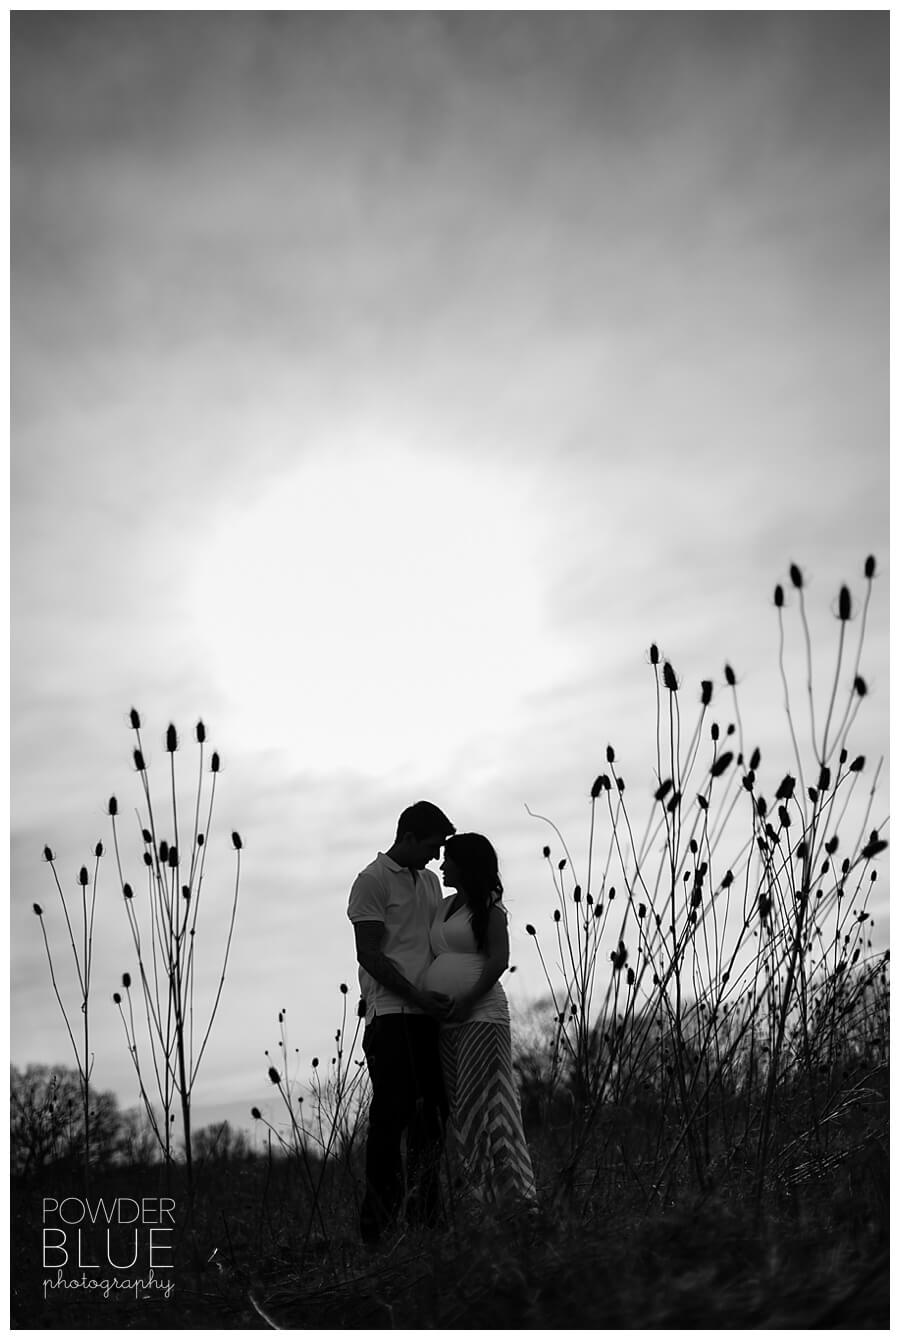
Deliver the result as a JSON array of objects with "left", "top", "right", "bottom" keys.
[{"left": 391, "top": 800, "right": 456, "bottom": 870}]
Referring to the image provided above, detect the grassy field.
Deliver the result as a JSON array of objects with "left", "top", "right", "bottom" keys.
[{"left": 11, "top": 1090, "right": 889, "bottom": 1331}]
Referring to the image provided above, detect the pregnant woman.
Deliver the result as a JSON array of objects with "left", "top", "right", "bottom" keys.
[{"left": 423, "top": 832, "right": 536, "bottom": 1207}]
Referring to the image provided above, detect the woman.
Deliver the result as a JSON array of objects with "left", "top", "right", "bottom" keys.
[{"left": 422, "top": 832, "right": 536, "bottom": 1207}]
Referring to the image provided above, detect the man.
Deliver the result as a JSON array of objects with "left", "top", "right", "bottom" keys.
[{"left": 348, "top": 800, "right": 456, "bottom": 1244}]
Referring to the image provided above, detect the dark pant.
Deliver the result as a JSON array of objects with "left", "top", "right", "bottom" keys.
[{"left": 360, "top": 1013, "right": 447, "bottom": 1242}]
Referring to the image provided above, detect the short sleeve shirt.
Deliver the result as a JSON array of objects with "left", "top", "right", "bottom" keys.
[{"left": 347, "top": 852, "right": 443, "bottom": 1023}]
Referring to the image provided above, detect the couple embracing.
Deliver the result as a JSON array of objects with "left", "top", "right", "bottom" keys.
[{"left": 347, "top": 800, "right": 536, "bottom": 1245}]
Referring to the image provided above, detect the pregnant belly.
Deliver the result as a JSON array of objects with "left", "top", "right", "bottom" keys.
[{"left": 422, "top": 952, "right": 483, "bottom": 998}]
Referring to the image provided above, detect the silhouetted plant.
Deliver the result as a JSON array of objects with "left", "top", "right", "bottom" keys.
[
  {"left": 525, "top": 558, "right": 888, "bottom": 1206},
  {"left": 34, "top": 842, "right": 103, "bottom": 1183},
  {"left": 252, "top": 988, "right": 369, "bottom": 1266},
  {"left": 108, "top": 711, "right": 242, "bottom": 1191}
]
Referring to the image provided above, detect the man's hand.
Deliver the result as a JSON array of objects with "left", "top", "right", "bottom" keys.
[
  {"left": 413, "top": 989, "right": 453, "bottom": 1020},
  {"left": 445, "top": 995, "right": 474, "bottom": 1024}
]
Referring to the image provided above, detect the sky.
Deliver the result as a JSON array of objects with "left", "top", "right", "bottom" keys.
[{"left": 10, "top": 11, "right": 890, "bottom": 1140}]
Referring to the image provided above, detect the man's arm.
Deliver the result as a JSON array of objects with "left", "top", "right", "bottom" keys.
[{"left": 353, "top": 922, "right": 450, "bottom": 1018}]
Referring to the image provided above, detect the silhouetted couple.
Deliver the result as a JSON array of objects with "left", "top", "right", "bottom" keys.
[{"left": 347, "top": 800, "right": 536, "bottom": 1245}]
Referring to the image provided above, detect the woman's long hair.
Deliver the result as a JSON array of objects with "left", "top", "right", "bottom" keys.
[{"left": 444, "top": 832, "right": 503, "bottom": 953}]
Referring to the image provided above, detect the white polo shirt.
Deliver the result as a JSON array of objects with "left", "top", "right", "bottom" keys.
[{"left": 347, "top": 852, "right": 442, "bottom": 1024}]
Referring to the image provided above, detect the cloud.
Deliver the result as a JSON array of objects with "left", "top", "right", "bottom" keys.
[{"left": 12, "top": 13, "right": 889, "bottom": 1120}]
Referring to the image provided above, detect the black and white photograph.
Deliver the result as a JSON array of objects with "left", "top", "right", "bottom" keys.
[{"left": 11, "top": 9, "right": 889, "bottom": 1329}]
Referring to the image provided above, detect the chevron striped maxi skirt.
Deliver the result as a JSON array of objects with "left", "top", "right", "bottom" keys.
[{"left": 440, "top": 1020, "right": 537, "bottom": 1206}]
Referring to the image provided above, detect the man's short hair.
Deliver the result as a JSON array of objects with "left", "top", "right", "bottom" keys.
[{"left": 396, "top": 801, "right": 456, "bottom": 841}]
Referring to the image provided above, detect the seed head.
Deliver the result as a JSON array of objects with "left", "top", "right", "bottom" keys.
[
  {"left": 108, "top": 796, "right": 118, "bottom": 817},
  {"left": 573, "top": 885, "right": 582, "bottom": 903},
  {"left": 838, "top": 586, "right": 851, "bottom": 622},
  {"left": 312, "top": 1057, "right": 319, "bottom": 1068},
  {"left": 129, "top": 708, "right": 141, "bottom": 730},
  {"left": 251, "top": 1107, "right": 262, "bottom": 1120},
  {"left": 724, "top": 663, "right": 736, "bottom": 687},
  {"left": 196, "top": 720, "right": 206, "bottom": 744},
  {"left": 711, "top": 722, "right": 720, "bottom": 741},
  {"left": 606, "top": 744, "right": 615, "bottom": 763},
  {"left": 122, "top": 972, "right": 131, "bottom": 988},
  {"left": 626, "top": 967, "right": 635, "bottom": 987},
  {"left": 357, "top": 998, "right": 367, "bottom": 1017},
  {"left": 33, "top": 902, "right": 43, "bottom": 916},
  {"left": 113, "top": 991, "right": 121, "bottom": 1004},
  {"left": 232, "top": 831, "right": 243, "bottom": 850},
  {"left": 168, "top": 846, "right": 179, "bottom": 868},
  {"left": 861, "top": 836, "right": 888, "bottom": 860},
  {"left": 854, "top": 676, "right": 867, "bottom": 697},
  {"left": 662, "top": 662, "right": 678, "bottom": 692},
  {"left": 864, "top": 555, "right": 876, "bottom": 579},
  {"left": 590, "top": 776, "right": 603, "bottom": 799},
  {"left": 525, "top": 924, "right": 536, "bottom": 936},
  {"left": 710, "top": 751, "right": 734, "bottom": 779},
  {"left": 553, "top": 909, "right": 561, "bottom": 922},
  {"left": 774, "top": 584, "right": 784, "bottom": 608},
  {"left": 750, "top": 747, "right": 761, "bottom": 771},
  {"left": 133, "top": 749, "right": 146, "bottom": 773},
  {"left": 165, "top": 723, "right": 178, "bottom": 753},
  {"left": 159, "top": 840, "right": 169, "bottom": 863},
  {"left": 123, "top": 883, "right": 133, "bottom": 899},
  {"left": 340, "top": 982, "right": 348, "bottom": 994},
  {"left": 775, "top": 775, "right": 796, "bottom": 801},
  {"left": 268, "top": 1066, "right": 281, "bottom": 1085},
  {"left": 700, "top": 680, "right": 712, "bottom": 706},
  {"left": 78, "top": 866, "right": 89, "bottom": 886},
  {"left": 789, "top": 563, "right": 803, "bottom": 589},
  {"left": 542, "top": 846, "right": 550, "bottom": 859},
  {"left": 849, "top": 755, "right": 865, "bottom": 773},
  {"left": 94, "top": 841, "right": 103, "bottom": 858},
  {"left": 43, "top": 846, "right": 54, "bottom": 863},
  {"left": 649, "top": 643, "right": 659, "bottom": 665},
  {"left": 818, "top": 765, "right": 831, "bottom": 793},
  {"left": 141, "top": 828, "right": 152, "bottom": 844},
  {"left": 197, "top": 833, "right": 205, "bottom": 847},
  {"left": 654, "top": 779, "right": 673, "bottom": 801},
  {"left": 211, "top": 752, "right": 221, "bottom": 773}
]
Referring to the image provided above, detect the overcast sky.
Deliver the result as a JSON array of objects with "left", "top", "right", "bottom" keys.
[{"left": 11, "top": 12, "right": 889, "bottom": 1137}]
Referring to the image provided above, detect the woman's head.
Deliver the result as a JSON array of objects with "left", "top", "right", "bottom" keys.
[
  {"left": 441, "top": 833, "right": 503, "bottom": 952},
  {"left": 441, "top": 833, "right": 501, "bottom": 893}
]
